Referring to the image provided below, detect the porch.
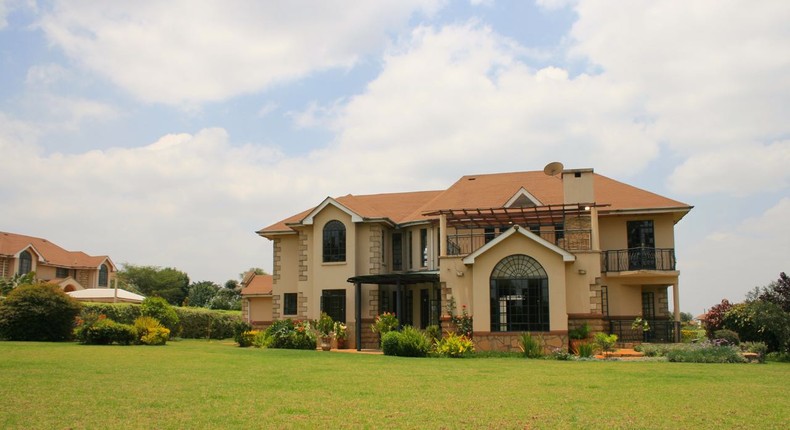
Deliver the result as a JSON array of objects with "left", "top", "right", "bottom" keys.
[{"left": 608, "top": 318, "right": 680, "bottom": 343}]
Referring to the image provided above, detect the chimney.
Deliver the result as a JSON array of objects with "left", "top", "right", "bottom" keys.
[{"left": 561, "top": 168, "right": 595, "bottom": 204}]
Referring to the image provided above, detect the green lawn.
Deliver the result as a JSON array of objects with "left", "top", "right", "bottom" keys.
[{"left": 0, "top": 340, "right": 788, "bottom": 429}]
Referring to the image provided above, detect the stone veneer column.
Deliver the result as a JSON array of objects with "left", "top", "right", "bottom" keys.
[
  {"left": 298, "top": 230, "right": 308, "bottom": 282},
  {"left": 369, "top": 225, "right": 382, "bottom": 275},
  {"left": 272, "top": 239, "right": 282, "bottom": 281},
  {"left": 656, "top": 288, "right": 670, "bottom": 318},
  {"left": 272, "top": 295, "right": 281, "bottom": 320},
  {"left": 297, "top": 291, "right": 308, "bottom": 319}
]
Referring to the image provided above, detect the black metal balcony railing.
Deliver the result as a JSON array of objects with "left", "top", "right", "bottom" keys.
[
  {"left": 446, "top": 228, "right": 592, "bottom": 256},
  {"left": 609, "top": 319, "right": 676, "bottom": 343},
  {"left": 601, "top": 248, "right": 676, "bottom": 272}
]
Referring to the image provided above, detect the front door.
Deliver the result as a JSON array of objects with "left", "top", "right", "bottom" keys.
[{"left": 627, "top": 220, "right": 655, "bottom": 270}]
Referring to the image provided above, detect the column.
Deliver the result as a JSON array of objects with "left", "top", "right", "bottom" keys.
[
  {"left": 355, "top": 282, "right": 362, "bottom": 351},
  {"left": 672, "top": 282, "right": 681, "bottom": 342}
]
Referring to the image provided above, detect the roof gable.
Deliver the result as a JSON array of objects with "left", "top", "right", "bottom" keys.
[
  {"left": 302, "top": 197, "right": 363, "bottom": 225},
  {"left": 462, "top": 225, "right": 576, "bottom": 264}
]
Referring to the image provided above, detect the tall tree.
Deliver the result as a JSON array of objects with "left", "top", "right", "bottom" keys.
[
  {"left": 118, "top": 264, "right": 189, "bottom": 306},
  {"left": 759, "top": 272, "right": 790, "bottom": 313},
  {"left": 187, "top": 281, "right": 220, "bottom": 308}
]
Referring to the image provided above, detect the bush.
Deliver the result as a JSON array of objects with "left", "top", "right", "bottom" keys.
[
  {"left": 569, "top": 323, "right": 591, "bottom": 340},
  {"left": 233, "top": 320, "right": 253, "bottom": 346},
  {"left": 237, "top": 330, "right": 259, "bottom": 348},
  {"left": 723, "top": 300, "right": 790, "bottom": 352},
  {"left": 435, "top": 332, "right": 475, "bottom": 358},
  {"left": 381, "top": 326, "right": 431, "bottom": 357},
  {"left": 593, "top": 333, "right": 618, "bottom": 357},
  {"left": 766, "top": 351, "right": 790, "bottom": 362},
  {"left": 372, "top": 312, "right": 399, "bottom": 336},
  {"left": 666, "top": 343, "right": 745, "bottom": 363},
  {"left": 425, "top": 325, "right": 442, "bottom": 344},
  {"left": 252, "top": 330, "right": 270, "bottom": 348},
  {"left": 264, "top": 319, "right": 316, "bottom": 350},
  {"left": 141, "top": 297, "right": 179, "bottom": 335},
  {"left": 681, "top": 329, "right": 706, "bottom": 343},
  {"left": 133, "top": 316, "right": 169, "bottom": 345},
  {"left": 75, "top": 314, "right": 137, "bottom": 345},
  {"left": 576, "top": 342, "right": 595, "bottom": 358},
  {"left": 713, "top": 329, "right": 740, "bottom": 345},
  {"left": 175, "top": 307, "right": 240, "bottom": 339},
  {"left": 519, "top": 332, "right": 543, "bottom": 358},
  {"left": 0, "top": 283, "right": 81, "bottom": 341},
  {"left": 548, "top": 348, "right": 573, "bottom": 360},
  {"left": 740, "top": 341, "right": 768, "bottom": 363},
  {"left": 81, "top": 303, "right": 141, "bottom": 324},
  {"left": 636, "top": 343, "right": 673, "bottom": 357}
]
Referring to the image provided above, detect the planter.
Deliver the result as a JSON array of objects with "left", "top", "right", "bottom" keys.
[
  {"left": 336, "top": 338, "right": 346, "bottom": 350},
  {"left": 320, "top": 336, "right": 332, "bottom": 351}
]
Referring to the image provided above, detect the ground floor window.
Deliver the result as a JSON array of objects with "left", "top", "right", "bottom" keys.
[
  {"left": 490, "top": 254, "right": 549, "bottom": 332},
  {"left": 321, "top": 289, "right": 346, "bottom": 323},
  {"left": 283, "top": 293, "right": 297, "bottom": 315}
]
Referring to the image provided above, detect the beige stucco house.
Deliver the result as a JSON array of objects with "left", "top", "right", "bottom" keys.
[
  {"left": 240, "top": 273, "right": 273, "bottom": 327},
  {"left": 257, "top": 167, "right": 692, "bottom": 351},
  {"left": 0, "top": 231, "right": 117, "bottom": 292}
]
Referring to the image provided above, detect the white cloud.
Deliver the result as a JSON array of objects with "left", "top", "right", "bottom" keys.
[
  {"left": 256, "top": 101, "right": 279, "bottom": 118},
  {"left": 36, "top": 0, "right": 443, "bottom": 105},
  {"left": 25, "top": 63, "right": 67, "bottom": 86},
  {"left": 681, "top": 198, "right": 790, "bottom": 309}
]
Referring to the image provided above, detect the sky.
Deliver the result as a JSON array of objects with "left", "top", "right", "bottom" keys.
[{"left": 1, "top": 0, "right": 788, "bottom": 315}]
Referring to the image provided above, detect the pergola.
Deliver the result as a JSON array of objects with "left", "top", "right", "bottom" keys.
[{"left": 422, "top": 203, "right": 605, "bottom": 229}]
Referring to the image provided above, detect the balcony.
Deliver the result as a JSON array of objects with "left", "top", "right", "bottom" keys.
[
  {"left": 601, "top": 248, "right": 676, "bottom": 272},
  {"left": 608, "top": 318, "right": 678, "bottom": 343},
  {"left": 446, "top": 228, "right": 591, "bottom": 256}
]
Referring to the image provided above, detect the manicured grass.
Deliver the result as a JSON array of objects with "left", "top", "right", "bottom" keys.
[{"left": 1, "top": 340, "right": 788, "bottom": 429}]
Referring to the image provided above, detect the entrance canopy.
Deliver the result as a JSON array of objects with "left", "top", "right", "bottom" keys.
[{"left": 347, "top": 271, "right": 439, "bottom": 285}]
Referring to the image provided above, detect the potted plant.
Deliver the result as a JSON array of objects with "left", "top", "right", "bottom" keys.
[
  {"left": 316, "top": 312, "right": 334, "bottom": 351},
  {"left": 568, "top": 323, "right": 591, "bottom": 354},
  {"left": 334, "top": 321, "right": 347, "bottom": 349}
]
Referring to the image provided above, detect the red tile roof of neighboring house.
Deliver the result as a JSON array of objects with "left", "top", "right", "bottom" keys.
[
  {"left": 241, "top": 274, "right": 273, "bottom": 296},
  {"left": 0, "top": 231, "right": 115, "bottom": 270},
  {"left": 257, "top": 170, "right": 692, "bottom": 235}
]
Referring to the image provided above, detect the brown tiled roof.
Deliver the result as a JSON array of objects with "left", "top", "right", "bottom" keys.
[
  {"left": 241, "top": 274, "right": 273, "bottom": 296},
  {"left": 0, "top": 231, "right": 115, "bottom": 270},
  {"left": 258, "top": 170, "right": 691, "bottom": 234}
]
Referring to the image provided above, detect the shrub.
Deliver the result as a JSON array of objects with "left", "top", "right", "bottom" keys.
[
  {"left": 424, "top": 325, "right": 442, "bottom": 344},
  {"left": 766, "top": 351, "right": 790, "bottom": 362},
  {"left": 548, "top": 348, "right": 573, "bottom": 360},
  {"left": 636, "top": 343, "right": 673, "bottom": 357},
  {"left": 237, "top": 330, "right": 259, "bottom": 348},
  {"left": 372, "top": 312, "right": 399, "bottom": 336},
  {"left": 381, "top": 326, "right": 431, "bottom": 357},
  {"left": 0, "top": 283, "right": 81, "bottom": 341},
  {"left": 519, "top": 332, "right": 543, "bottom": 358},
  {"left": 568, "top": 323, "right": 591, "bottom": 340},
  {"left": 446, "top": 299, "right": 473, "bottom": 337},
  {"left": 264, "top": 319, "right": 316, "bottom": 350},
  {"left": 593, "top": 333, "right": 618, "bottom": 357},
  {"left": 316, "top": 312, "right": 334, "bottom": 337},
  {"left": 76, "top": 315, "right": 137, "bottom": 345},
  {"left": 723, "top": 300, "right": 790, "bottom": 352},
  {"left": 681, "top": 329, "right": 706, "bottom": 343},
  {"left": 703, "top": 299, "right": 732, "bottom": 337},
  {"left": 233, "top": 320, "right": 254, "bottom": 346},
  {"left": 740, "top": 341, "right": 768, "bottom": 363},
  {"left": 434, "top": 332, "right": 475, "bottom": 358},
  {"left": 252, "top": 330, "right": 270, "bottom": 348},
  {"left": 175, "top": 307, "right": 239, "bottom": 339},
  {"left": 666, "top": 343, "right": 745, "bottom": 363},
  {"left": 141, "top": 297, "right": 179, "bottom": 334},
  {"left": 576, "top": 342, "right": 595, "bottom": 358},
  {"left": 134, "top": 316, "right": 169, "bottom": 345},
  {"left": 713, "top": 329, "right": 740, "bottom": 346},
  {"left": 81, "top": 303, "right": 141, "bottom": 324}
]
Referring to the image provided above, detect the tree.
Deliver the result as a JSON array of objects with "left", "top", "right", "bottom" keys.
[
  {"left": 118, "top": 264, "right": 189, "bottom": 306},
  {"left": 0, "top": 283, "right": 81, "bottom": 341},
  {"left": 680, "top": 312, "right": 694, "bottom": 323},
  {"left": 141, "top": 297, "right": 179, "bottom": 334},
  {"left": 0, "top": 272, "right": 36, "bottom": 296},
  {"left": 224, "top": 279, "right": 240, "bottom": 290},
  {"left": 723, "top": 300, "right": 790, "bottom": 352},
  {"left": 239, "top": 267, "right": 267, "bottom": 279},
  {"left": 209, "top": 288, "right": 241, "bottom": 310},
  {"left": 703, "top": 299, "right": 732, "bottom": 338},
  {"left": 759, "top": 272, "right": 790, "bottom": 313},
  {"left": 187, "top": 281, "right": 220, "bottom": 308}
]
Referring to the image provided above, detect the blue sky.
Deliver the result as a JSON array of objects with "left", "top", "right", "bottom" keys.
[{"left": 1, "top": 0, "right": 788, "bottom": 315}]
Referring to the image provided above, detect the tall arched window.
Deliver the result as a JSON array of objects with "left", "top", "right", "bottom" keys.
[
  {"left": 18, "top": 250, "right": 32, "bottom": 275},
  {"left": 323, "top": 220, "right": 346, "bottom": 262},
  {"left": 490, "top": 254, "right": 549, "bottom": 332},
  {"left": 98, "top": 264, "right": 109, "bottom": 287}
]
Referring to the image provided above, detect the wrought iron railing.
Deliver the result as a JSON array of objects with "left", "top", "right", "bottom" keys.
[
  {"left": 446, "top": 228, "right": 591, "bottom": 256},
  {"left": 601, "top": 248, "right": 676, "bottom": 272},
  {"left": 608, "top": 319, "right": 676, "bottom": 343}
]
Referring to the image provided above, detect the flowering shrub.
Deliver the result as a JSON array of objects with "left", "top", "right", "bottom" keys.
[
  {"left": 434, "top": 332, "right": 475, "bottom": 358},
  {"left": 372, "top": 312, "right": 399, "bottom": 335},
  {"left": 75, "top": 313, "right": 137, "bottom": 345},
  {"left": 333, "top": 321, "right": 347, "bottom": 340},
  {"left": 134, "top": 316, "right": 169, "bottom": 345},
  {"left": 237, "top": 330, "right": 258, "bottom": 348},
  {"left": 264, "top": 319, "right": 316, "bottom": 350},
  {"left": 446, "top": 299, "right": 473, "bottom": 338},
  {"left": 316, "top": 312, "right": 334, "bottom": 337}
]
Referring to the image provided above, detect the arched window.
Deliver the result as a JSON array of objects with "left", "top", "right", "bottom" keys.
[
  {"left": 18, "top": 250, "right": 32, "bottom": 275},
  {"left": 98, "top": 264, "right": 109, "bottom": 287},
  {"left": 490, "top": 254, "right": 549, "bottom": 332},
  {"left": 323, "top": 220, "right": 346, "bottom": 262}
]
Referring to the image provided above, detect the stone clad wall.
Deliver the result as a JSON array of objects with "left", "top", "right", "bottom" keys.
[
  {"left": 298, "top": 231, "right": 308, "bottom": 282},
  {"left": 473, "top": 332, "right": 568, "bottom": 353},
  {"left": 272, "top": 239, "right": 282, "bottom": 281}
]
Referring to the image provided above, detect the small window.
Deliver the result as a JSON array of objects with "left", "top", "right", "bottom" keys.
[
  {"left": 420, "top": 228, "right": 428, "bottom": 267},
  {"left": 283, "top": 293, "right": 297, "bottom": 315},
  {"left": 407, "top": 231, "right": 413, "bottom": 269},
  {"left": 600, "top": 286, "right": 609, "bottom": 317},
  {"left": 56, "top": 267, "right": 69, "bottom": 278},
  {"left": 322, "top": 220, "right": 346, "bottom": 263},
  {"left": 392, "top": 233, "right": 402, "bottom": 271},
  {"left": 98, "top": 264, "right": 109, "bottom": 287},
  {"left": 484, "top": 227, "right": 496, "bottom": 243},
  {"left": 18, "top": 250, "right": 32, "bottom": 274}
]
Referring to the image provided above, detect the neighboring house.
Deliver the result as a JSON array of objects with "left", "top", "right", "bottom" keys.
[
  {"left": 0, "top": 231, "right": 117, "bottom": 292},
  {"left": 257, "top": 167, "right": 692, "bottom": 351},
  {"left": 240, "top": 273, "right": 273, "bottom": 328}
]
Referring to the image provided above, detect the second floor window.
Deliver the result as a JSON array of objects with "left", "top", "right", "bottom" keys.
[
  {"left": 420, "top": 228, "right": 428, "bottom": 267},
  {"left": 392, "top": 233, "right": 403, "bottom": 271},
  {"left": 283, "top": 293, "right": 297, "bottom": 315},
  {"left": 56, "top": 267, "right": 70, "bottom": 278},
  {"left": 323, "top": 220, "right": 346, "bottom": 262},
  {"left": 98, "top": 264, "right": 109, "bottom": 287},
  {"left": 18, "top": 250, "right": 32, "bottom": 274}
]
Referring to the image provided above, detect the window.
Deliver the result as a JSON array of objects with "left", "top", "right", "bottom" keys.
[
  {"left": 98, "top": 264, "right": 108, "bottom": 287},
  {"left": 322, "top": 220, "right": 346, "bottom": 262},
  {"left": 420, "top": 228, "right": 428, "bottom": 267},
  {"left": 407, "top": 231, "right": 413, "bottom": 269},
  {"left": 392, "top": 233, "right": 403, "bottom": 271},
  {"left": 490, "top": 254, "right": 549, "bottom": 332},
  {"left": 321, "top": 289, "right": 346, "bottom": 323},
  {"left": 484, "top": 227, "right": 496, "bottom": 243},
  {"left": 283, "top": 293, "right": 297, "bottom": 315},
  {"left": 56, "top": 267, "right": 69, "bottom": 278},
  {"left": 642, "top": 292, "right": 655, "bottom": 319},
  {"left": 18, "top": 250, "right": 32, "bottom": 274},
  {"left": 600, "top": 286, "right": 609, "bottom": 317},
  {"left": 627, "top": 220, "right": 656, "bottom": 269}
]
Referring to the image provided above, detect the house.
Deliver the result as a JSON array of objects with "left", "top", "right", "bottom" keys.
[
  {"left": 240, "top": 272, "right": 273, "bottom": 327},
  {"left": 256, "top": 166, "right": 692, "bottom": 351},
  {"left": 0, "top": 231, "right": 117, "bottom": 292}
]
